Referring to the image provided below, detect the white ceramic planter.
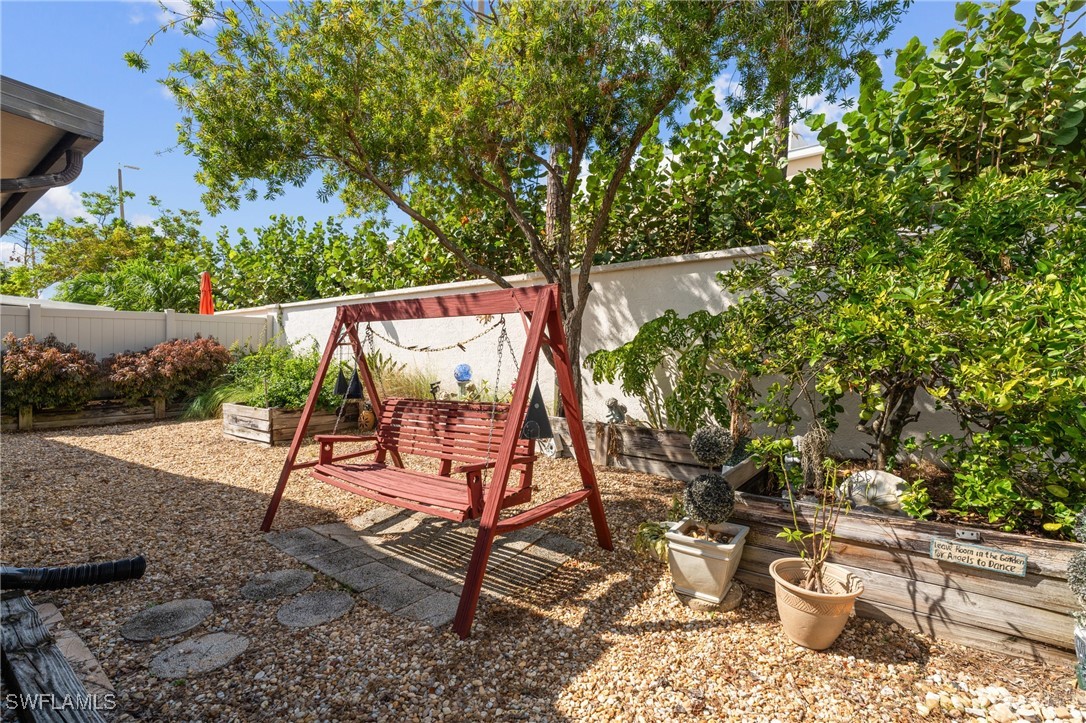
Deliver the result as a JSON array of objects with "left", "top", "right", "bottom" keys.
[{"left": 666, "top": 518, "right": 748, "bottom": 604}]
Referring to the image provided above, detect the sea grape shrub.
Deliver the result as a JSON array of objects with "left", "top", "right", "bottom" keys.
[
  {"left": 683, "top": 472, "right": 736, "bottom": 526},
  {"left": 107, "top": 336, "right": 232, "bottom": 404},
  {"left": 1, "top": 333, "right": 100, "bottom": 410}
]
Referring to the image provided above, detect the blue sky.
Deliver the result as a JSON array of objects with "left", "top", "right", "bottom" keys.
[{"left": 0, "top": 1, "right": 1022, "bottom": 255}]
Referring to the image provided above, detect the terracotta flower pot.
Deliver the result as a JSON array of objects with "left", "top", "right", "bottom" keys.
[{"left": 769, "top": 557, "right": 864, "bottom": 650}]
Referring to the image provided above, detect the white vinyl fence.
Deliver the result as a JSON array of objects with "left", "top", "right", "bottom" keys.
[{"left": 0, "top": 303, "right": 270, "bottom": 359}]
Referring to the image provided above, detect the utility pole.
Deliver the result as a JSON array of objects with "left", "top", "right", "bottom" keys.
[{"left": 117, "top": 164, "right": 140, "bottom": 222}]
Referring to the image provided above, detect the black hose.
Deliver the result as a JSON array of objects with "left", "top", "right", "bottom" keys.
[{"left": 0, "top": 555, "right": 146, "bottom": 591}]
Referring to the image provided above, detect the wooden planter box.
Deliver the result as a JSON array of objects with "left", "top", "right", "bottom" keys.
[
  {"left": 729, "top": 486, "right": 1080, "bottom": 664},
  {"left": 222, "top": 403, "right": 358, "bottom": 447},
  {"left": 0, "top": 398, "right": 179, "bottom": 432},
  {"left": 554, "top": 416, "right": 1077, "bottom": 663}
]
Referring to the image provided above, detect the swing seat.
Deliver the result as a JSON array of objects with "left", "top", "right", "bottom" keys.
[{"left": 311, "top": 398, "right": 536, "bottom": 521}]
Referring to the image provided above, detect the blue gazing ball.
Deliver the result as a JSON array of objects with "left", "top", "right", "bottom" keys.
[{"left": 453, "top": 364, "right": 472, "bottom": 382}]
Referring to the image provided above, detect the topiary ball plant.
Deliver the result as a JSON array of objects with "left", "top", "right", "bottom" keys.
[
  {"left": 1071, "top": 551, "right": 1086, "bottom": 607},
  {"left": 690, "top": 426, "right": 734, "bottom": 468},
  {"left": 1075, "top": 509, "right": 1086, "bottom": 545},
  {"left": 684, "top": 472, "right": 736, "bottom": 526}
]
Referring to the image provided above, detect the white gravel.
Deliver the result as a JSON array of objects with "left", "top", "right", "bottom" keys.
[{"left": 1, "top": 419, "right": 1081, "bottom": 721}]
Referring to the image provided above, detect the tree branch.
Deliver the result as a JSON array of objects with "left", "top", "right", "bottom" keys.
[
  {"left": 339, "top": 126, "right": 510, "bottom": 288},
  {"left": 482, "top": 161, "right": 562, "bottom": 283}
]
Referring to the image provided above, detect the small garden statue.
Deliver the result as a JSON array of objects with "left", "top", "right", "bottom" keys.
[
  {"left": 605, "top": 397, "right": 628, "bottom": 424},
  {"left": 454, "top": 363, "right": 472, "bottom": 397}
]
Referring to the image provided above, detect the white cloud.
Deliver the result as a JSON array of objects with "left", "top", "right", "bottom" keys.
[
  {"left": 35, "top": 186, "right": 86, "bottom": 221},
  {"left": 793, "top": 92, "right": 853, "bottom": 147},
  {"left": 129, "top": 213, "right": 156, "bottom": 226},
  {"left": 156, "top": 1, "right": 216, "bottom": 30}
]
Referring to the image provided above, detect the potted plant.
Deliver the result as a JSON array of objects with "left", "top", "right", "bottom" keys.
[
  {"left": 768, "top": 421, "right": 864, "bottom": 650},
  {"left": 666, "top": 426, "right": 749, "bottom": 604},
  {"left": 633, "top": 496, "right": 686, "bottom": 563},
  {"left": 1069, "top": 510, "right": 1086, "bottom": 692}
]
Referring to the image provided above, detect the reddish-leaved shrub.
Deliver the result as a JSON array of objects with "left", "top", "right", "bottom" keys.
[
  {"left": 106, "top": 336, "right": 232, "bottom": 405},
  {"left": 1, "top": 333, "right": 100, "bottom": 410}
]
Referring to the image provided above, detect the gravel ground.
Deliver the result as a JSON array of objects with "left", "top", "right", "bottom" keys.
[{"left": 1, "top": 419, "right": 1082, "bottom": 721}]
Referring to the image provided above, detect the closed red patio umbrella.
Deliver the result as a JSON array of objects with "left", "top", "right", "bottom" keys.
[{"left": 199, "top": 272, "right": 215, "bottom": 315}]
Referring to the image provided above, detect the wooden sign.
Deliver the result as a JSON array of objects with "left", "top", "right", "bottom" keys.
[{"left": 930, "top": 537, "right": 1027, "bottom": 577}]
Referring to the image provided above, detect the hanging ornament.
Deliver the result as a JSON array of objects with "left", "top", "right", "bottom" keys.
[
  {"left": 333, "top": 368, "right": 349, "bottom": 396},
  {"left": 359, "top": 401, "right": 377, "bottom": 432},
  {"left": 346, "top": 370, "right": 363, "bottom": 399},
  {"left": 520, "top": 384, "right": 554, "bottom": 440}
]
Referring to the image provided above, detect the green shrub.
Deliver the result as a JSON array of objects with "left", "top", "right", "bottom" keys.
[
  {"left": 186, "top": 343, "right": 344, "bottom": 416},
  {"left": 0, "top": 333, "right": 99, "bottom": 410},
  {"left": 107, "top": 336, "right": 232, "bottom": 404},
  {"left": 591, "top": 1, "right": 1086, "bottom": 538}
]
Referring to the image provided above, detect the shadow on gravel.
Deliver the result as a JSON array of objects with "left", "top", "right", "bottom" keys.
[{"left": 1, "top": 425, "right": 932, "bottom": 721}]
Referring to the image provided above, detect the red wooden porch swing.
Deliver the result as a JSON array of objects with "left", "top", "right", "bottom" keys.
[{"left": 260, "top": 284, "right": 612, "bottom": 638}]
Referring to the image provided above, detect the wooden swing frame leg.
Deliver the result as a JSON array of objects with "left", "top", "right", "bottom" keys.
[
  {"left": 452, "top": 288, "right": 612, "bottom": 638},
  {"left": 261, "top": 313, "right": 345, "bottom": 532}
]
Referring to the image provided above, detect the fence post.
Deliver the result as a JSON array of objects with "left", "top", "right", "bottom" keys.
[
  {"left": 27, "top": 303, "right": 42, "bottom": 338},
  {"left": 164, "top": 309, "right": 176, "bottom": 341},
  {"left": 266, "top": 312, "right": 278, "bottom": 346}
]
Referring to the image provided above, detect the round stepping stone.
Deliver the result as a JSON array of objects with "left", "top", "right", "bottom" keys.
[
  {"left": 240, "top": 569, "right": 314, "bottom": 601},
  {"left": 276, "top": 591, "right": 353, "bottom": 628},
  {"left": 121, "top": 599, "right": 213, "bottom": 641},
  {"left": 150, "top": 633, "right": 249, "bottom": 678}
]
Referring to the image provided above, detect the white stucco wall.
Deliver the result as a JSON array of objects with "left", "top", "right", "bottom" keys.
[
  {"left": 219, "top": 242, "right": 961, "bottom": 460},
  {"left": 217, "top": 248, "right": 763, "bottom": 421}
]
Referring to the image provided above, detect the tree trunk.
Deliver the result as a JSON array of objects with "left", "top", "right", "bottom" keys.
[
  {"left": 773, "top": 85, "right": 791, "bottom": 162},
  {"left": 772, "top": 1, "right": 795, "bottom": 162},
  {"left": 875, "top": 383, "right": 919, "bottom": 470},
  {"left": 545, "top": 143, "right": 587, "bottom": 407}
]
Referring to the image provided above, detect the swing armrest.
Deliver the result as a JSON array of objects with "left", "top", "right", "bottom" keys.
[
  {"left": 316, "top": 435, "right": 379, "bottom": 465},
  {"left": 455, "top": 456, "right": 535, "bottom": 475},
  {"left": 314, "top": 434, "right": 377, "bottom": 444}
]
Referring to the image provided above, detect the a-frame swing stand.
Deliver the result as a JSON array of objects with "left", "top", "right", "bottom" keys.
[{"left": 260, "top": 284, "right": 613, "bottom": 638}]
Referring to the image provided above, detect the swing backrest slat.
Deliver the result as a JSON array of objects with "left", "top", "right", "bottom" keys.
[{"left": 378, "top": 398, "right": 532, "bottom": 467}]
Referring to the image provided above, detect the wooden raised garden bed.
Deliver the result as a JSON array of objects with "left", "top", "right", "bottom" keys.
[
  {"left": 556, "top": 417, "right": 1078, "bottom": 663},
  {"left": 729, "top": 484, "right": 1079, "bottom": 664},
  {"left": 0, "top": 399, "right": 181, "bottom": 433},
  {"left": 551, "top": 419, "right": 759, "bottom": 483},
  {"left": 223, "top": 403, "right": 358, "bottom": 447}
]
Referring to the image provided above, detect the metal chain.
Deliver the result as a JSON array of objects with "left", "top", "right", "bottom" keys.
[
  {"left": 363, "top": 320, "right": 502, "bottom": 353},
  {"left": 481, "top": 318, "right": 523, "bottom": 488}
]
